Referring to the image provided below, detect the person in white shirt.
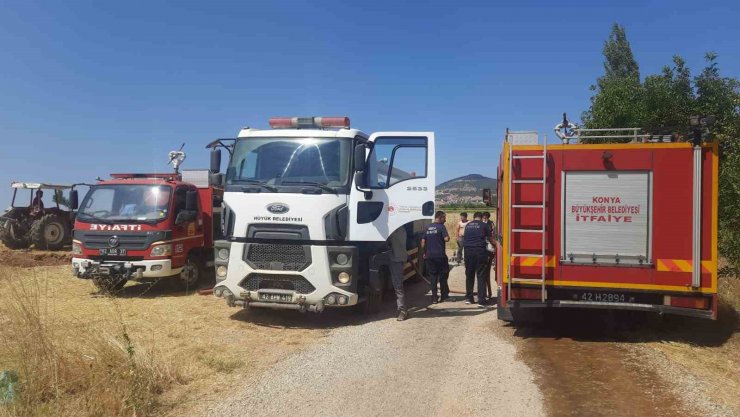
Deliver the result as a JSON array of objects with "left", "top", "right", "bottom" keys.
[{"left": 455, "top": 212, "right": 468, "bottom": 264}]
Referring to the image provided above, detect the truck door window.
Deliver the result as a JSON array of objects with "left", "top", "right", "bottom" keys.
[
  {"left": 173, "top": 187, "right": 187, "bottom": 217},
  {"left": 369, "top": 137, "right": 427, "bottom": 188}
]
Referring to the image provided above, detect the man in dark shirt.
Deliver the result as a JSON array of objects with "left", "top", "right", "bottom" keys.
[
  {"left": 463, "top": 212, "right": 493, "bottom": 307},
  {"left": 482, "top": 211, "right": 495, "bottom": 300},
  {"left": 421, "top": 211, "right": 450, "bottom": 304}
]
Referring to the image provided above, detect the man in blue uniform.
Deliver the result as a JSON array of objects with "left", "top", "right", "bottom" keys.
[
  {"left": 463, "top": 212, "right": 494, "bottom": 307},
  {"left": 421, "top": 211, "right": 450, "bottom": 304}
]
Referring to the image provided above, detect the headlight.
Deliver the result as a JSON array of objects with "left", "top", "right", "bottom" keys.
[
  {"left": 150, "top": 244, "right": 172, "bottom": 257},
  {"left": 337, "top": 271, "right": 351, "bottom": 284},
  {"left": 72, "top": 242, "right": 82, "bottom": 255},
  {"left": 216, "top": 265, "right": 228, "bottom": 277},
  {"left": 336, "top": 253, "right": 350, "bottom": 265},
  {"left": 217, "top": 248, "right": 230, "bottom": 260}
]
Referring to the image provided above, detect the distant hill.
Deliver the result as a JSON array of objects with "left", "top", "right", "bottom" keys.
[{"left": 437, "top": 174, "right": 497, "bottom": 205}]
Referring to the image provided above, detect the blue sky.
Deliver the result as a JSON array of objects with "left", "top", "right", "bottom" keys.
[{"left": 1, "top": 0, "right": 738, "bottom": 207}]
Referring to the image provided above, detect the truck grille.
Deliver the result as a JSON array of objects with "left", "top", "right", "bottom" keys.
[
  {"left": 244, "top": 243, "right": 310, "bottom": 271},
  {"left": 77, "top": 232, "right": 151, "bottom": 250},
  {"left": 241, "top": 274, "right": 316, "bottom": 294}
]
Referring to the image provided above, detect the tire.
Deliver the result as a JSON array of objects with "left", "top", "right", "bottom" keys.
[
  {"left": 0, "top": 211, "right": 31, "bottom": 250},
  {"left": 93, "top": 277, "right": 127, "bottom": 293},
  {"left": 179, "top": 255, "right": 202, "bottom": 288},
  {"left": 30, "top": 213, "right": 70, "bottom": 251}
]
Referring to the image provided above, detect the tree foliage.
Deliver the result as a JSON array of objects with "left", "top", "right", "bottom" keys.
[{"left": 582, "top": 24, "right": 740, "bottom": 271}]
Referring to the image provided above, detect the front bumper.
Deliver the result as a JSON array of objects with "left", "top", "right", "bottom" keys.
[
  {"left": 213, "top": 241, "right": 359, "bottom": 312},
  {"left": 72, "top": 257, "right": 182, "bottom": 280}
]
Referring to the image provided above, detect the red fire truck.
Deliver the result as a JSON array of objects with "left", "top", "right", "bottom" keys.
[
  {"left": 496, "top": 115, "right": 719, "bottom": 320},
  {"left": 70, "top": 151, "right": 222, "bottom": 291}
]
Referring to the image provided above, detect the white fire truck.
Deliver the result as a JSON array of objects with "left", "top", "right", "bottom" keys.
[{"left": 209, "top": 117, "right": 435, "bottom": 313}]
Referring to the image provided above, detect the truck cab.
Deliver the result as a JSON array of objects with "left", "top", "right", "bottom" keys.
[
  {"left": 211, "top": 116, "right": 435, "bottom": 313},
  {"left": 72, "top": 168, "right": 221, "bottom": 291}
]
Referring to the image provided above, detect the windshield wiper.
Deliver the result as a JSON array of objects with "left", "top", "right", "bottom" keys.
[
  {"left": 281, "top": 180, "right": 338, "bottom": 194},
  {"left": 235, "top": 180, "right": 277, "bottom": 192}
]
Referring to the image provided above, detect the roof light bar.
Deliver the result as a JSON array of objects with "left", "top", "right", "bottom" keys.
[{"left": 268, "top": 116, "right": 350, "bottom": 129}]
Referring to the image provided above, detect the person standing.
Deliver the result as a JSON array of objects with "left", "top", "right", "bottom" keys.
[
  {"left": 455, "top": 212, "right": 468, "bottom": 264},
  {"left": 482, "top": 211, "right": 495, "bottom": 300},
  {"left": 388, "top": 225, "right": 409, "bottom": 321},
  {"left": 421, "top": 211, "right": 451, "bottom": 303},
  {"left": 463, "top": 212, "right": 493, "bottom": 307}
]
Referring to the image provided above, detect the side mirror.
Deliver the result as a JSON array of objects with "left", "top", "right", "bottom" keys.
[
  {"left": 354, "top": 144, "right": 367, "bottom": 173},
  {"left": 210, "top": 148, "right": 222, "bottom": 174},
  {"left": 69, "top": 190, "right": 79, "bottom": 210},
  {"left": 353, "top": 171, "right": 366, "bottom": 189},
  {"left": 209, "top": 173, "right": 225, "bottom": 187},
  {"left": 175, "top": 210, "right": 197, "bottom": 225},
  {"left": 185, "top": 190, "right": 199, "bottom": 211}
]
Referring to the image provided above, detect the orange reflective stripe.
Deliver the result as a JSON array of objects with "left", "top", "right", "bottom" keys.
[
  {"left": 656, "top": 259, "right": 713, "bottom": 273},
  {"left": 512, "top": 256, "right": 557, "bottom": 267}
]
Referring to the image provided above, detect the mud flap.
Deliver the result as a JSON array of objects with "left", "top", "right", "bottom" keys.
[{"left": 497, "top": 288, "right": 514, "bottom": 322}]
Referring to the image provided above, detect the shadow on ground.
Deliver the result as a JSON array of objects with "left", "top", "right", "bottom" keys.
[
  {"left": 508, "top": 302, "right": 738, "bottom": 347},
  {"left": 98, "top": 275, "right": 216, "bottom": 299},
  {"left": 228, "top": 276, "right": 493, "bottom": 330}
]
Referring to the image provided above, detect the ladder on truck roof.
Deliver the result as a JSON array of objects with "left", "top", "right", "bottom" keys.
[{"left": 506, "top": 131, "right": 547, "bottom": 303}]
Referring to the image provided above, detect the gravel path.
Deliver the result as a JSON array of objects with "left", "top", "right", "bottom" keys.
[{"left": 204, "top": 266, "right": 544, "bottom": 417}]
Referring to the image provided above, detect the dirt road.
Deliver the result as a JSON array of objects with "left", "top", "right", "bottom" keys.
[
  {"left": 201, "top": 264, "right": 737, "bottom": 417},
  {"left": 204, "top": 265, "right": 544, "bottom": 417}
]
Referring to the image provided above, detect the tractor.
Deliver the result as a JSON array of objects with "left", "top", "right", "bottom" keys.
[{"left": 0, "top": 182, "right": 78, "bottom": 251}]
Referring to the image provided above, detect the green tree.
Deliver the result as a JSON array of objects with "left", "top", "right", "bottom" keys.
[
  {"left": 582, "top": 24, "right": 644, "bottom": 135},
  {"left": 582, "top": 26, "right": 740, "bottom": 271},
  {"left": 599, "top": 23, "right": 640, "bottom": 85},
  {"left": 641, "top": 56, "right": 696, "bottom": 135},
  {"left": 52, "top": 190, "right": 72, "bottom": 208}
]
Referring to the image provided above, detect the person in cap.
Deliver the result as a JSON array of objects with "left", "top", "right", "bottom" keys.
[
  {"left": 421, "top": 211, "right": 451, "bottom": 303},
  {"left": 463, "top": 212, "right": 494, "bottom": 307}
]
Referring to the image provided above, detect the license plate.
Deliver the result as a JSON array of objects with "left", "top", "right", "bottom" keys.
[
  {"left": 259, "top": 292, "right": 292, "bottom": 303},
  {"left": 549, "top": 288, "right": 664, "bottom": 305},
  {"left": 577, "top": 292, "right": 630, "bottom": 303},
  {"left": 99, "top": 248, "right": 127, "bottom": 256}
]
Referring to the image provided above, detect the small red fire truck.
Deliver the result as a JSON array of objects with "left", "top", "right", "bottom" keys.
[
  {"left": 71, "top": 151, "right": 222, "bottom": 291},
  {"left": 496, "top": 115, "right": 719, "bottom": 320}
]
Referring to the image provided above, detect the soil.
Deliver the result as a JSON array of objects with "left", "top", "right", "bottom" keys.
[
  {"left": 500, "top": 307, "right": 737, "bottom": 417},
  {"left": 0, "top": 247, "right": 71, "bottom": 268}
]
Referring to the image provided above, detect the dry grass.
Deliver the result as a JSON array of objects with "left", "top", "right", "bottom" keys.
[
  {"left": 0, "top": 267, "right": 176, "bottom": 417},
  {"left": 635, "top": 275, "right": 740, "bottom": 415},
  {"left": 0, "top": 262, "right": 328, "bottom": 417}
]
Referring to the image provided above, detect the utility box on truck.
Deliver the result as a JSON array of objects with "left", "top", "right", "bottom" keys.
[{"left": 496, "top": 117, "right": 719, "bottom": 320}]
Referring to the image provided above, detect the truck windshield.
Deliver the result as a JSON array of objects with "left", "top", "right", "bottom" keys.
[
  {"left": 77, "top": 185, "right": 172, "bottom": 223},
  {"left": 226, "top": 137, "right": 352, "bottom": 190}
]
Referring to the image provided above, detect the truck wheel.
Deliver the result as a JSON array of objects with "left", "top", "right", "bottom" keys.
[
  {"left": 30, "top": 213, "right": 70, "bottom": 251},
  {"left": 179, "top": 255, "right": 201, "bottom": 288},
  {"left": 0, "top": 224, "right": 30, "bottom": 249},
  {"left": 93, "top": 277, "right": 127, "bottom": 293},
  {"left": 0, "top": 211, "right": 31, "bottom": 250}
]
